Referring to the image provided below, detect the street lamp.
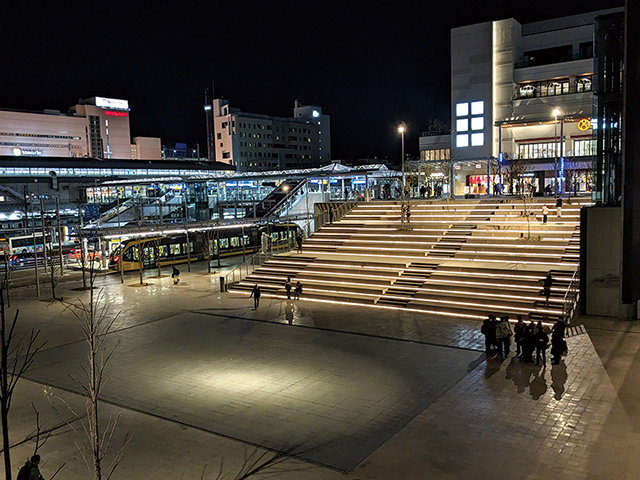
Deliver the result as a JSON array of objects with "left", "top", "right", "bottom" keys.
[
  {"left": 552, "top": 108, "right": 561, "bottom": 198},
  {"left": 398, "top": 123, "right": 406, "bottom": 197},
  {"left": 397, "top": 123, "right": 407, "bottom": 228}
]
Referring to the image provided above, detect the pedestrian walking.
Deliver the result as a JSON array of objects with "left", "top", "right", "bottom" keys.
[
  {"left": 329, "top": 206, "right": 333, "bottom": 224},
  {"left": 535, "top": 325, "right": 549, "bottom": 365},
  {"left": 345, "top": 187, "right": 349, "bottom": 200},
  {"left": 250, "top": 284, "right": 261, "bottom": 310},
  {"left": 296, "top": 234, "right": 303, "bottom": 253},
  {"left": 513, "top": 315, "right": 527, "bottom": 357},
  {"left": 542, "top": 205, "right": 549, "bottom": 224},
  {"left": 406, "top": 204, "right": 411, "bottom": 223},
  {"left": 285, "top": 276, "right": 292, "bottom": 299},
  {"left": 556, "top": 196, "right": 563, "bottom": 218},
  {"left": 17, "top": 454, "right": 43, "bottom": 480},
  {"left": 496, "top": 316, "right": 513, "bottom": 356},
  {"left": 543, "top": 273, "right": 553, "bottom": 306},
  {"left": 522, "top": 321, "right": 536, "bottom": 363},
  {"left": 420, "top": 185, "right": 427, "bottom": 198},
  {"left": 294, "top": 281, "right": 302, "bottom": 300},
  {"left": 481, "top": 315, "right": 496, "bottom": 354},
  {"left": 171, "top": 265, "right": 180, "bottom": 285}
]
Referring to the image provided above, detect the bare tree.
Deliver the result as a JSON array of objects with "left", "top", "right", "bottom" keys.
[
  {"left": 201, "top": 228, "right": 217, "bottom": 274},
  {"left": 0, "top": 285, "right": 45, "bottom": 479},
  {"left": 149, "top": 236, "right": 165, "bottom": 278},
  {"left": 564, "top": 159, "right": 593, "bottom": 200},
  {"left": 63, "top": 266, "right": 130, "bottom": 480},
  {"left": 133, "top": 238, "right": 151, "bottom": 286}
]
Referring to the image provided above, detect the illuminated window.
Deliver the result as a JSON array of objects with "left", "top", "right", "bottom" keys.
[
  {"left": 456, "top": 103, "right": 469, "bottom": 117},
  {"left": 471, "top": 101, "right": 484, "bottom": 115},
  {"left": 471, "top": 117, "right": 484, "bottom": 131},
  {"left": 471, "top": 133, "right": 484, "bottom": 146},
  {"left": 456, "top": 134, "right": 469, "bottom": 148},
  {"left": 456, "top": 119, "right": 469, "bottom": 132}
]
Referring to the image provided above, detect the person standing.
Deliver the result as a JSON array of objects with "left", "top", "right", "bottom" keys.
[
  {"left": 542, "top": 204, "right": 549, "bottom": 224},
  {"left": 406, "top": 205, "right": 411, "bottom": 223},
  {"left": 496, "top": 316, "right": 513, "bottom": 357},
  {"left": 329, "top": 206, "right": 334, "bottom": 224},
  {"left": 522, "top": 321, "right": 536, "bottom": 363},
  {"left": 550, "top": 321, "right": 566, "bottom": 365},
  {"left": 285, "top": 276, "right": 292, "bottom": 299},
  {"left": 556, "top": 196, "right": 563, "bottom": 218},
  {"left": 250, "top": 284, "right": 261, "bottom": 310},
  {"left": 535, "top": 325, "right": 549, "bottom": 365},
  {"left": 294, "top": 281, "right": 302, "bottom": 300},
  {"left": 345, "top": 186, "right": 349, "bottom": 200},
  {"left": 17, "top": 454, "right": 43, "bottom": 480},
  {"left": 295, "top": 234, "right": 303, "bottom": 254},
  {"left": 543, "top": 273, "right": 553, "bottom": 306},
  {"left": 481, "top": 315, "right": 495, "bottom": 354},
  {"left": 513, "top": 315, "right": 527, "bottom": 357}
]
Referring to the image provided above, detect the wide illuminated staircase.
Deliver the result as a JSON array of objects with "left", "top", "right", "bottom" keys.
[{"left": 231, "top": 198, "right": 589, "bottom": 322}]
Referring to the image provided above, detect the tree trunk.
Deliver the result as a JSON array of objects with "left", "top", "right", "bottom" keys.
[
  {"left": 89, "top": 287, "right": 102, "bottom": 480},
  {"left": 138, "top": 243, "right": 143, "bottom": 285},
  {"left": 156, "top": 244, "right": 161, "bottom": 278},
  {"left": 1, "top": 288, "right": 12, "bottom": 480}
]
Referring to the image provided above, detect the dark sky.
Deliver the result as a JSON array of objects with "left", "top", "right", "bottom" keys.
[{"left": 0, "top": 0, "right": 622, "bottom": 163}]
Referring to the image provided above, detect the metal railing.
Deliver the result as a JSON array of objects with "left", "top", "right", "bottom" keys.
[
  {"left": 313, "top": 200, "right": 358, "bottom": 232},
  {"left": 561, "top": 267, "right": 580, "bottom": 324},
  {"left": 224, "top": 238, "right": 295, "bottom": 289}
]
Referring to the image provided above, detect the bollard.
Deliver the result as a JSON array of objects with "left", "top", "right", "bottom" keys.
[{"left": 219, "top": 276, "right": 226, "bottom": 293}]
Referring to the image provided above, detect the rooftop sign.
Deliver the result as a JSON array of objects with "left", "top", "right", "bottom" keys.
[{"left": 95, "top": 97, "right": 129, "bottom": 111}]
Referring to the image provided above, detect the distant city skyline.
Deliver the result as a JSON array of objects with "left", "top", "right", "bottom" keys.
[{"left": 0, "top": 0, "right": 621, "bottom": 163}]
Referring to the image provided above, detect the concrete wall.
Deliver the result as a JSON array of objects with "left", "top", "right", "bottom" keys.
[
  {"left": 583, "top": 206, "right": 636, "bottom": 318},
  {"left": 134, "top": 136, "right": 162, "bottom": 160}
]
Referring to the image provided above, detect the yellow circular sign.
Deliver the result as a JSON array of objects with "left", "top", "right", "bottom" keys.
[{"left": 577, "top": 118, "right": 591, "bottom": 131}]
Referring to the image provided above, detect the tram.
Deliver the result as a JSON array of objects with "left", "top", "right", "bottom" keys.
[{"left": 108, "top": 223, "right": 301, "bottom": 272}]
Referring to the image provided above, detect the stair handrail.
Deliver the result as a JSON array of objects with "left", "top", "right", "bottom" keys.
[
  {"left": 264, "top": 179, "right": 307, "bottom": 220},
  {"left": 561, "top": 267, "right": 580, "bottom": 324},
  {"left": 224, "top": 234, "right": 297, "bottom": 288},
  {"left": 313, "top": 199, "right": 358, "bottom": 232}
]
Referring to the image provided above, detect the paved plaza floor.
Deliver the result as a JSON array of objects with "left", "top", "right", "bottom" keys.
[{"left": 4, "top": 262, "right": 640, "bottom": 479}]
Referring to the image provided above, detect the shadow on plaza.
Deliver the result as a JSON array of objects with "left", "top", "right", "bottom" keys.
[{"left": 482, "top": 354, "right": 568, "bottom": 400}]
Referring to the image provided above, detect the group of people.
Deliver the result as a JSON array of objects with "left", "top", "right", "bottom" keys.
[
  {"left": 249, "top": 276, "right": 304, "bottom": 310},
  {"left": 482, "top": 315, "right": 567, "bottom": 365},
  {"left": 541, "top": 198, "right": 563, "bottom": 224}
]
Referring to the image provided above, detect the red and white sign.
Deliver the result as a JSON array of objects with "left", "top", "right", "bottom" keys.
[{"left": 105, "top": 111, "right": 128, "bottom": 117}]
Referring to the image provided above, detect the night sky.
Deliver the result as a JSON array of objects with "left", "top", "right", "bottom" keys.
[{"left": 0, "top": 0, "right": 622, "bottom": 163}]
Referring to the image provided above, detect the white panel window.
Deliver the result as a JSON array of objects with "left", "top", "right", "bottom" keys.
[
  {"left": 456, "top": 134, "right": 469, "bottom": 148},
  {"left": 471, "top": 117, "right": 484, "bottom": 131},
  {"left": 471, "top": 133, "right": 484, "bottom": 146},
  {"left": 456, "top": 119, "right": 469, "bottom": 132},
  {"left": 456, "top": 103, "right": 469, "bottom": 117},
  {"left": 471, "top": 101, "right": 484, "bottom": 115}
]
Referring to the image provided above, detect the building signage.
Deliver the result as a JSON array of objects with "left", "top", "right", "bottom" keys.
[
  {"left": 577, "top": 118, "right": 591, "bottom": 131},
  {"left": 95, "top": 97, "right": 129, "bottom": 110},
  {"left": 105, "top": 111, "right": 128, "bottom": 117}
]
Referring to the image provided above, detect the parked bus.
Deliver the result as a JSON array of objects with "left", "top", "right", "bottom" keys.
[{"left": 4, "top": 234, "right": 52, "bottom": 254}]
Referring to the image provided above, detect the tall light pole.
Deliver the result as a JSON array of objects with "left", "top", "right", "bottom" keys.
[
  {"left": 398, "top": 123, "right": 407, "bottom": 229},
  {"left": 553, "top": 108, "right": 561, "bottom": 198}
]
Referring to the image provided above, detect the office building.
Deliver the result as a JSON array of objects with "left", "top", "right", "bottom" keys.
[
  {"left": 212, "top": 99, "right": 330, "bottom": 172},
  {"left": 0, "top": 97, "right": 162, "bottom": 160},
  {"left": 420, "top": 8, "right": 623, "bottom": 196}
]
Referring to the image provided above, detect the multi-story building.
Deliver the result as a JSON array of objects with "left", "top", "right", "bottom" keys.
[
  {"left": 0, "top": 97, "right": 161, "bottom": 160},
  {"left": 420, "top": 7, "right": 623, "bottom": 196},
  {"left": 212, "top": 99, "right": 331, "bottom": 172}
]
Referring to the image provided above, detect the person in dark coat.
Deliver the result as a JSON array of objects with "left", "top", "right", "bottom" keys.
[
  {"left": 285, "top": 276, "right": 292, "bottom": 299},
  {"left": 550, "top": 319, "right": 567, "bottom": 364},
  {"left": 294, "top": 281, "right": 302, "bottom": 300},
  {"left": 171, "top": 265, "right": 180, "bottom": 285},
  {"left": 481, "top": 315, "right": 496, "bottom": 354},
  {"left": 329, "top": 206, "right": 334, "bottom": 224},
  {"left": 249, "top": 284, "right": 261, "bottom": 310},
  {"left": 522, "top": 322, "right": 536, "bottom": 363},
  {"left": 513, "top": 315, "right": 527, "bottom": 357},
  {"left": 295, "top": 234, "right": 303, "bottom": 253},
  {"left": 543, "top": 273, "right": 553, "bottom": 306},
  {"left": 535, "top": 325, "right": 549, "bottom": 365}
]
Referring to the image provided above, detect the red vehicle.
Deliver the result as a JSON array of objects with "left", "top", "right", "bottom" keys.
[{"left": 68, "top": 247, "right": 101, "bottom": 261}]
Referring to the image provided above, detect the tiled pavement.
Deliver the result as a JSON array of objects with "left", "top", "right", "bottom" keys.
[
  {"left": 25, "top": 312, "right": 478, "bottom": 472},
  {"left": 5, "top": 262, "right": 640, "bottom": 479}
]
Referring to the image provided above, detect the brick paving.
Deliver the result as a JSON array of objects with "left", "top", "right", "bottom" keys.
[{"left": 3, "top": 261, "right": 640, "bottom": 478}]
